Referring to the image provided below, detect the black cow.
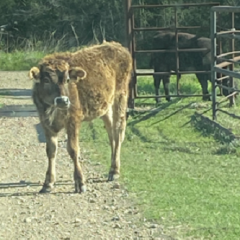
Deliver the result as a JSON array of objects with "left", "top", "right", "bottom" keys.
[{"left": 151, "top": 31, "right": 233, "bottom": 103}]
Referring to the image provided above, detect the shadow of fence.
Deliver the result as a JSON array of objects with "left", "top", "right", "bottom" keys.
[
  {"left": 0, "top": 177, "right": 108, "bottom": 197},
  {"left": 191, "top": 111, "right": 239, "bottom": 145}
]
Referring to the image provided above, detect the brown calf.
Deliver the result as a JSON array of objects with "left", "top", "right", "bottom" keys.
[{"left": 29, "top": 41, "right": 132, "bottom": 193}]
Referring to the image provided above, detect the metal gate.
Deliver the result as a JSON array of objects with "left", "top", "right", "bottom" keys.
[
  {"left": 125, "top": 0, "right": 220, "bottom": 109},
  {"left": 211, "top": 6, "right": 240, "bottom": 120}
]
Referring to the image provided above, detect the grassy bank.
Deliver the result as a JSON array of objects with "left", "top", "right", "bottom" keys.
[
  {"left": 80, "top": 75, "right": 240, "bottom": 240},
  {"left": 0, "top": 51, "right": 46, "bottom": 71},
  {"left": 0, "top": 43, "right": 90, "bottom": 71}
]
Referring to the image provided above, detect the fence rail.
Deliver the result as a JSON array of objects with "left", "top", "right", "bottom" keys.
[
  {"left": 135, "top": 71, "right": 211, "bottom": 76},
  {"left": 135, "top": 48, "right": 209, "bottom": 53},
  {"left": 133, "top": 26, "right": 204, "bottom": 31},
  {"left": 131, "top": 3, "right": 220, "bottom": 8},
  {"left": 211, "top": 6, "right": 240, "bottom": 12}
]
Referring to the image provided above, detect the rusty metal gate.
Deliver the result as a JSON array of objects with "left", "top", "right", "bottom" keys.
[
  {"left": 125, "top": 0, "right": 220, "bottom": 109},
  {"left": 211, "top": 6, "right": 240, "bottom": 120}
]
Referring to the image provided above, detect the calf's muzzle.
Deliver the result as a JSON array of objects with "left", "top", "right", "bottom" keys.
[{"left": 54, "top": 96, "right": 70, "bottom": 108}]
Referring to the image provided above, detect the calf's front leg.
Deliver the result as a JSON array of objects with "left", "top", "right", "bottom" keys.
[
  {"left": 66, "top": 120, "right": 86, "bottom": 193},
  {"left": 40, "top": 130, "right": 58, "bottom": 193}
]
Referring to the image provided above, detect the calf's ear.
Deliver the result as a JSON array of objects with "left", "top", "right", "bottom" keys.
[
  {"left": 69, "top": 67, "right": 87, "bottom": 81},
  {"left": 29, "top": 67, "right": 40, "bottom": 82}
]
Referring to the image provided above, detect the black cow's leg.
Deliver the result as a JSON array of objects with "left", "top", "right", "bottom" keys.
[
  {"left": 40, "top": 129, "right": 58, "bottom": 193},
  {"left": 66, "top": 119, "right": 86, "bottom": 193},
  {"left": 216, "top": 80, "right": 223, "bottom": 96},
  {"left": 154, "top": 74, "right": 161, "bottom": 103},
  {"left": 163, "top": 75, "right": 171, "bottom": 101},
  {"left": 196, "top": 73, "right": 211, "bottom": 101},
  {"left": 221, "top": 78, "right": 230, "bottom": 97},
  {"left": 216, "top": 72, "right": 223, "bottom": 96}
]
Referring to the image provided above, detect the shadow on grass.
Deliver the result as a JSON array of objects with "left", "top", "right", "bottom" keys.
[
  {"left": 191, "top": 112, "right": 240, "bottom": 155},
  {"left": 156, "top": 126, "right": 203, "bottom": 155},
  {"left": 128, "top": 126, "right": 150, "bottom": 143},
  {"left": 127, "top": 99, "right": 197, "bottom": 144},
  {"left": 214, "top": 145, "right": 238, "bottom": 155},
  {"left": 127, "top": 99, "right": 181, "bottom": 143},
  {"left": 162, "top": 146, "right": 202, "bottom": 155},
  {"left": 150, "top": 102, "right": 194, "bottom": 125},
  {"left": 129, "top": 98, "right": 181, "bottom": 125},
  {"left": 218, "top": 109, "right": 240, "bottom": 120}
]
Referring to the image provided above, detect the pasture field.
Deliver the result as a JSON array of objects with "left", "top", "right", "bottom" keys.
[{"left": 80, "top": 74, "right": 240, "bottom": 240}]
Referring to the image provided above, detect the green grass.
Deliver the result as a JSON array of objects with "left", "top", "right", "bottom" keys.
[
  {"left": 79, "top": 75, "right": 240, "bottom": 240},
  {"left": 0, "top": 51, "right": 46, "bottom": 70},
  {"left": 0, "top": 44, "right": 88, "bottom": 71},
  {"left": 135, "top": 74, "right": 229, "bottom": 106}
]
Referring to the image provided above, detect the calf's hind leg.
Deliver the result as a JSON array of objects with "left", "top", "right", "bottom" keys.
[
  {"left": 108, "top": 93, "right": 128, "bottom": 181},
  {"left": 40, "top": 130, "right": 58, "bottom": 193},
  {"left": 101, "top": 110, "right": 115, "bottom": 176}
]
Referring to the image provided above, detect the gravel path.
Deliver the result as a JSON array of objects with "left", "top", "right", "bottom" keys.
[{"left": 0, "top": 71, "right": 169, "bottom": 240}]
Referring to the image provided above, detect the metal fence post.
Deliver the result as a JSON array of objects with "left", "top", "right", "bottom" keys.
[
  {"left": 211, "top": 8, "right": 217, "bottom": 120},
  {"left": 174, "top": 7, "right": 180, "bottom": 95},
  {"left": 229, "top": 11, "right": 235, "bottom": 107},
  {"left": 125, "top": 0, "right": 135, "bottom": 109}
]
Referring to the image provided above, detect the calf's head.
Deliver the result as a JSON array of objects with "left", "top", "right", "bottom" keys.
[{"left": 29, "top": 59, "right": 87, "bottom": 109}]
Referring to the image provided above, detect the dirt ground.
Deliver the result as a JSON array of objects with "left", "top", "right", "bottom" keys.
[{"left": 0, "top": 71, "right": 169, "bottom": 240}]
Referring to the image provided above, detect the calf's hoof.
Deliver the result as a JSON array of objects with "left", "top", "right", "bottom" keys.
[
  {"left": 39, "top": 184, "right": 53, "bottom": 194},
  {"left": 74, "top": 181, "right": 87, "bottom": 193},
  {"left": 108, "top": 172, "right": 120, "bottom": 181}
]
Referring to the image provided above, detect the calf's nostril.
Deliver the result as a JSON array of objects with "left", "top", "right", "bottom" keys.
[
  {"left": 54, "top": 96, "right": 70, "bottom": 107},
  {"left": 64, "top": 98, "right": 69, "bottom": 104}
]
